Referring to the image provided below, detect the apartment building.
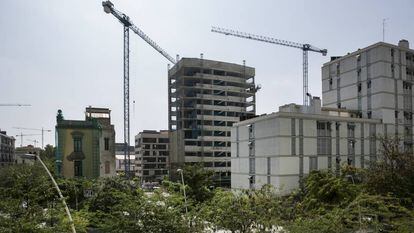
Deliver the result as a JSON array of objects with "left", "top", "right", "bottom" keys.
[
  {"left": 232, "top": 40, "right": 414, "bottom": 192},
  {"left": 135, "top": 130, "right": 169, "bottom": 182},
  {"left": 231, "top": 97, "right": 383, "bottom": 193},
  {"left": 0, "top": 130, "right": 15, "bottom": 167},
  {"left": 168, "top": 57, "right": 257, "bottom": 186},
  {"left": 322, "top": 39, "right": 414, "bottom": 150}
]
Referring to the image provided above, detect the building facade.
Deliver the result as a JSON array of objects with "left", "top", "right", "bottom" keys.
[
  {"left": 135, "top": 130, "right": 169, "bottom": 182},
  {"left": 231, "top": 98, "right": 383, "bottom": 194},
  {"left": 322, "top": 39, "right": 414, "bottom": 151},
  {"left": 232, "top": 40, "right": 414, "bottom": 193},
  {"left": 55, "top": 107, "right": 116, "bottom": 178},
  {"left": 115, "top": 143, "right": 135, "bottom": 175},
  {"left": 0, "top": 130, "right": 15, "bottom": 167},
  {"left": 168, "top": 57, "right": 257, "bottom": 186}
]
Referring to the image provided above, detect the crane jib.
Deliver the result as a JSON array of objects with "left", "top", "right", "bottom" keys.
[{"left": 211, "top": 26, "right": 327, "bottom": 106}]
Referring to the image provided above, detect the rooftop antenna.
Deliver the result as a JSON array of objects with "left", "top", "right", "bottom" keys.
[{"left": 382, "top": 18, "right": 389, "bottom": 42}]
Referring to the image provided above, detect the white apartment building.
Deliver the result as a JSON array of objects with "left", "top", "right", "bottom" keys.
[
  {"left": 231, "top": 98, "right": 382, "bottom": 194},
  {"left": 232, "top": 39, "right": 414, "bottom": 193},
  {"left": 322, "top": 39, "right": 414, "bottom": 150}
]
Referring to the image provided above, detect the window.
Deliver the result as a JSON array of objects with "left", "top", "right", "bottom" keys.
[
  {"left": 358, "top": 83, "right": 362, "bottom": 92},
  {"left": 347, "top": 157, "right": 355, "bottom": 166},
  {"left": 367, "top": 111, "right": 372, "bottom": 119},
  {"left": 158, "top": 138, "right": 169, "bottom": 143},
  {"left": 336, "top": 63, "right": 340, "bottom": 76},
  {"left": 248, "top": 141, "right": 254, "bottom": 156},
  {"left": 105, "top": 161, "right": 110, "bottom": 174},
  {"left": 74, "top": 138, "right": 82, "bottom": 152},
  {"left": 74, "top": 161, "right": 82, "bottom": 177},
  {"left": 367, "top": 80, "right": 371, "bottom": 89},
  {"left": 309, "top": 157, "right": 318, "bottom": 171},
  {"left": 143, "top": 138, "right": 156, "bottom": 143},
  {"left": 249, "top": 158, "right": 255, "bottom": 174},
  {"left": 317, "top": 121, "right": 332, "bottom": 156},
  {"left": 104, "top": 137, "right": 109, "bottom": 151},
  {"left": 248, "top": 124, "right": 254, "bottom": 139}
]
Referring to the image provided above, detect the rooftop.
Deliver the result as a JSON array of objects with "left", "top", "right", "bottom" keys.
[{"left": 323, "top": 39, "right": 413, "bottom": 66}]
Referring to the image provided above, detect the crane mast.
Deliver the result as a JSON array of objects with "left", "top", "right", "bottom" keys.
[
  {"left": 13, "top": 127, "right": 52, "bottom": 148},
  {"left": 15, "top": 133, "right": 42, "bottom": 147},
  {"left": 211, "top": 26, "right": 327, "bottom": 106},
  {"left": 102, "top": 1, "right": 175, "bottom": 177}
]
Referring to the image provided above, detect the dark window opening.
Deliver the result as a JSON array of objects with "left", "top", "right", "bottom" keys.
[
  {"left": 104, "top": 137, "right": 109, "bottom": 151},
  {"left": 74, "top": 138, "right": 82, "bottom": 152},
  {"left": 74, "top": 161, "right": 82, "bottom": 177}
]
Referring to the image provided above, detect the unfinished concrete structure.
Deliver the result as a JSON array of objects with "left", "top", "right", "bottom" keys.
[
  {"left": 135, "top": 130, "right": 169, "bottom": 182},
  {"left": 168, "top": 57, "right": 257, "bottom": 186},
  {"left": 322, "top": 39, "right": 414, "bottom": 151}
]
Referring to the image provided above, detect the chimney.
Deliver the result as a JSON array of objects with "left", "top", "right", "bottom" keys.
[
  {"left": 310, "top": 96, "right": 321, "bottom": 114},
  {"left": 398, "top": 39, "right": 409, "bottom": 49}
]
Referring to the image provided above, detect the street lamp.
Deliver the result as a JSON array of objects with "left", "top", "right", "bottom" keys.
[
  {"left": 35, "top": 155, "right": 76, "bottom": 233},
  {"left": 345, "top": 174, "right": 362, "bottom": 228},
  {"left": 177, "top": 169, "right": 188, "bottom": 216}
]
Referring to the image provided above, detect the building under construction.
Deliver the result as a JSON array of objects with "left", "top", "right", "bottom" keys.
[{"left": 168, "top": 57, "right": 257, "bottom": 186}]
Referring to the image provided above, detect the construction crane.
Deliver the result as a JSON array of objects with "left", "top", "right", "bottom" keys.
[
  {"left": 15, "top": 133, "right": 42, "bottom": 147},
  {"left": 26, "top": 139, "right": 39, "bottom": 147},
  {"left": 211, "top": 26, "right": 327, "bottom": 106},
  {"left": 0, "top": 104, "right": 31, "bottom": 107},
  {"left": 13, "top": 127, "right": 52, "bottom": 148},
  {"left": 102, "top": 1, "right": 176, "bottom": 177}
]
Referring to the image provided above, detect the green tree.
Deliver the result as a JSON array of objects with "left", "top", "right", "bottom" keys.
[
  {"left": 181, "top": 164, "right": 215, "bottom": 203},
  {"left": 203, "top": 189, "right": 253, "bottom": 233},
  {"left": 0, "top": 164, "right": 73, "bottom": 232},
  {"left": 365, "top": 137, "right": 414, "bottom": 201}
]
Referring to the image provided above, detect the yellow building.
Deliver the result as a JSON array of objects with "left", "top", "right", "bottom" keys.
[{"left": 55, "top": 107, "right": 116, "bottom": 178}]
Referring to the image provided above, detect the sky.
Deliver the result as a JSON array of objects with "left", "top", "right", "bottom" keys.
[{"left": 1, "top": 0, "right": 413, "bottom": 147}]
